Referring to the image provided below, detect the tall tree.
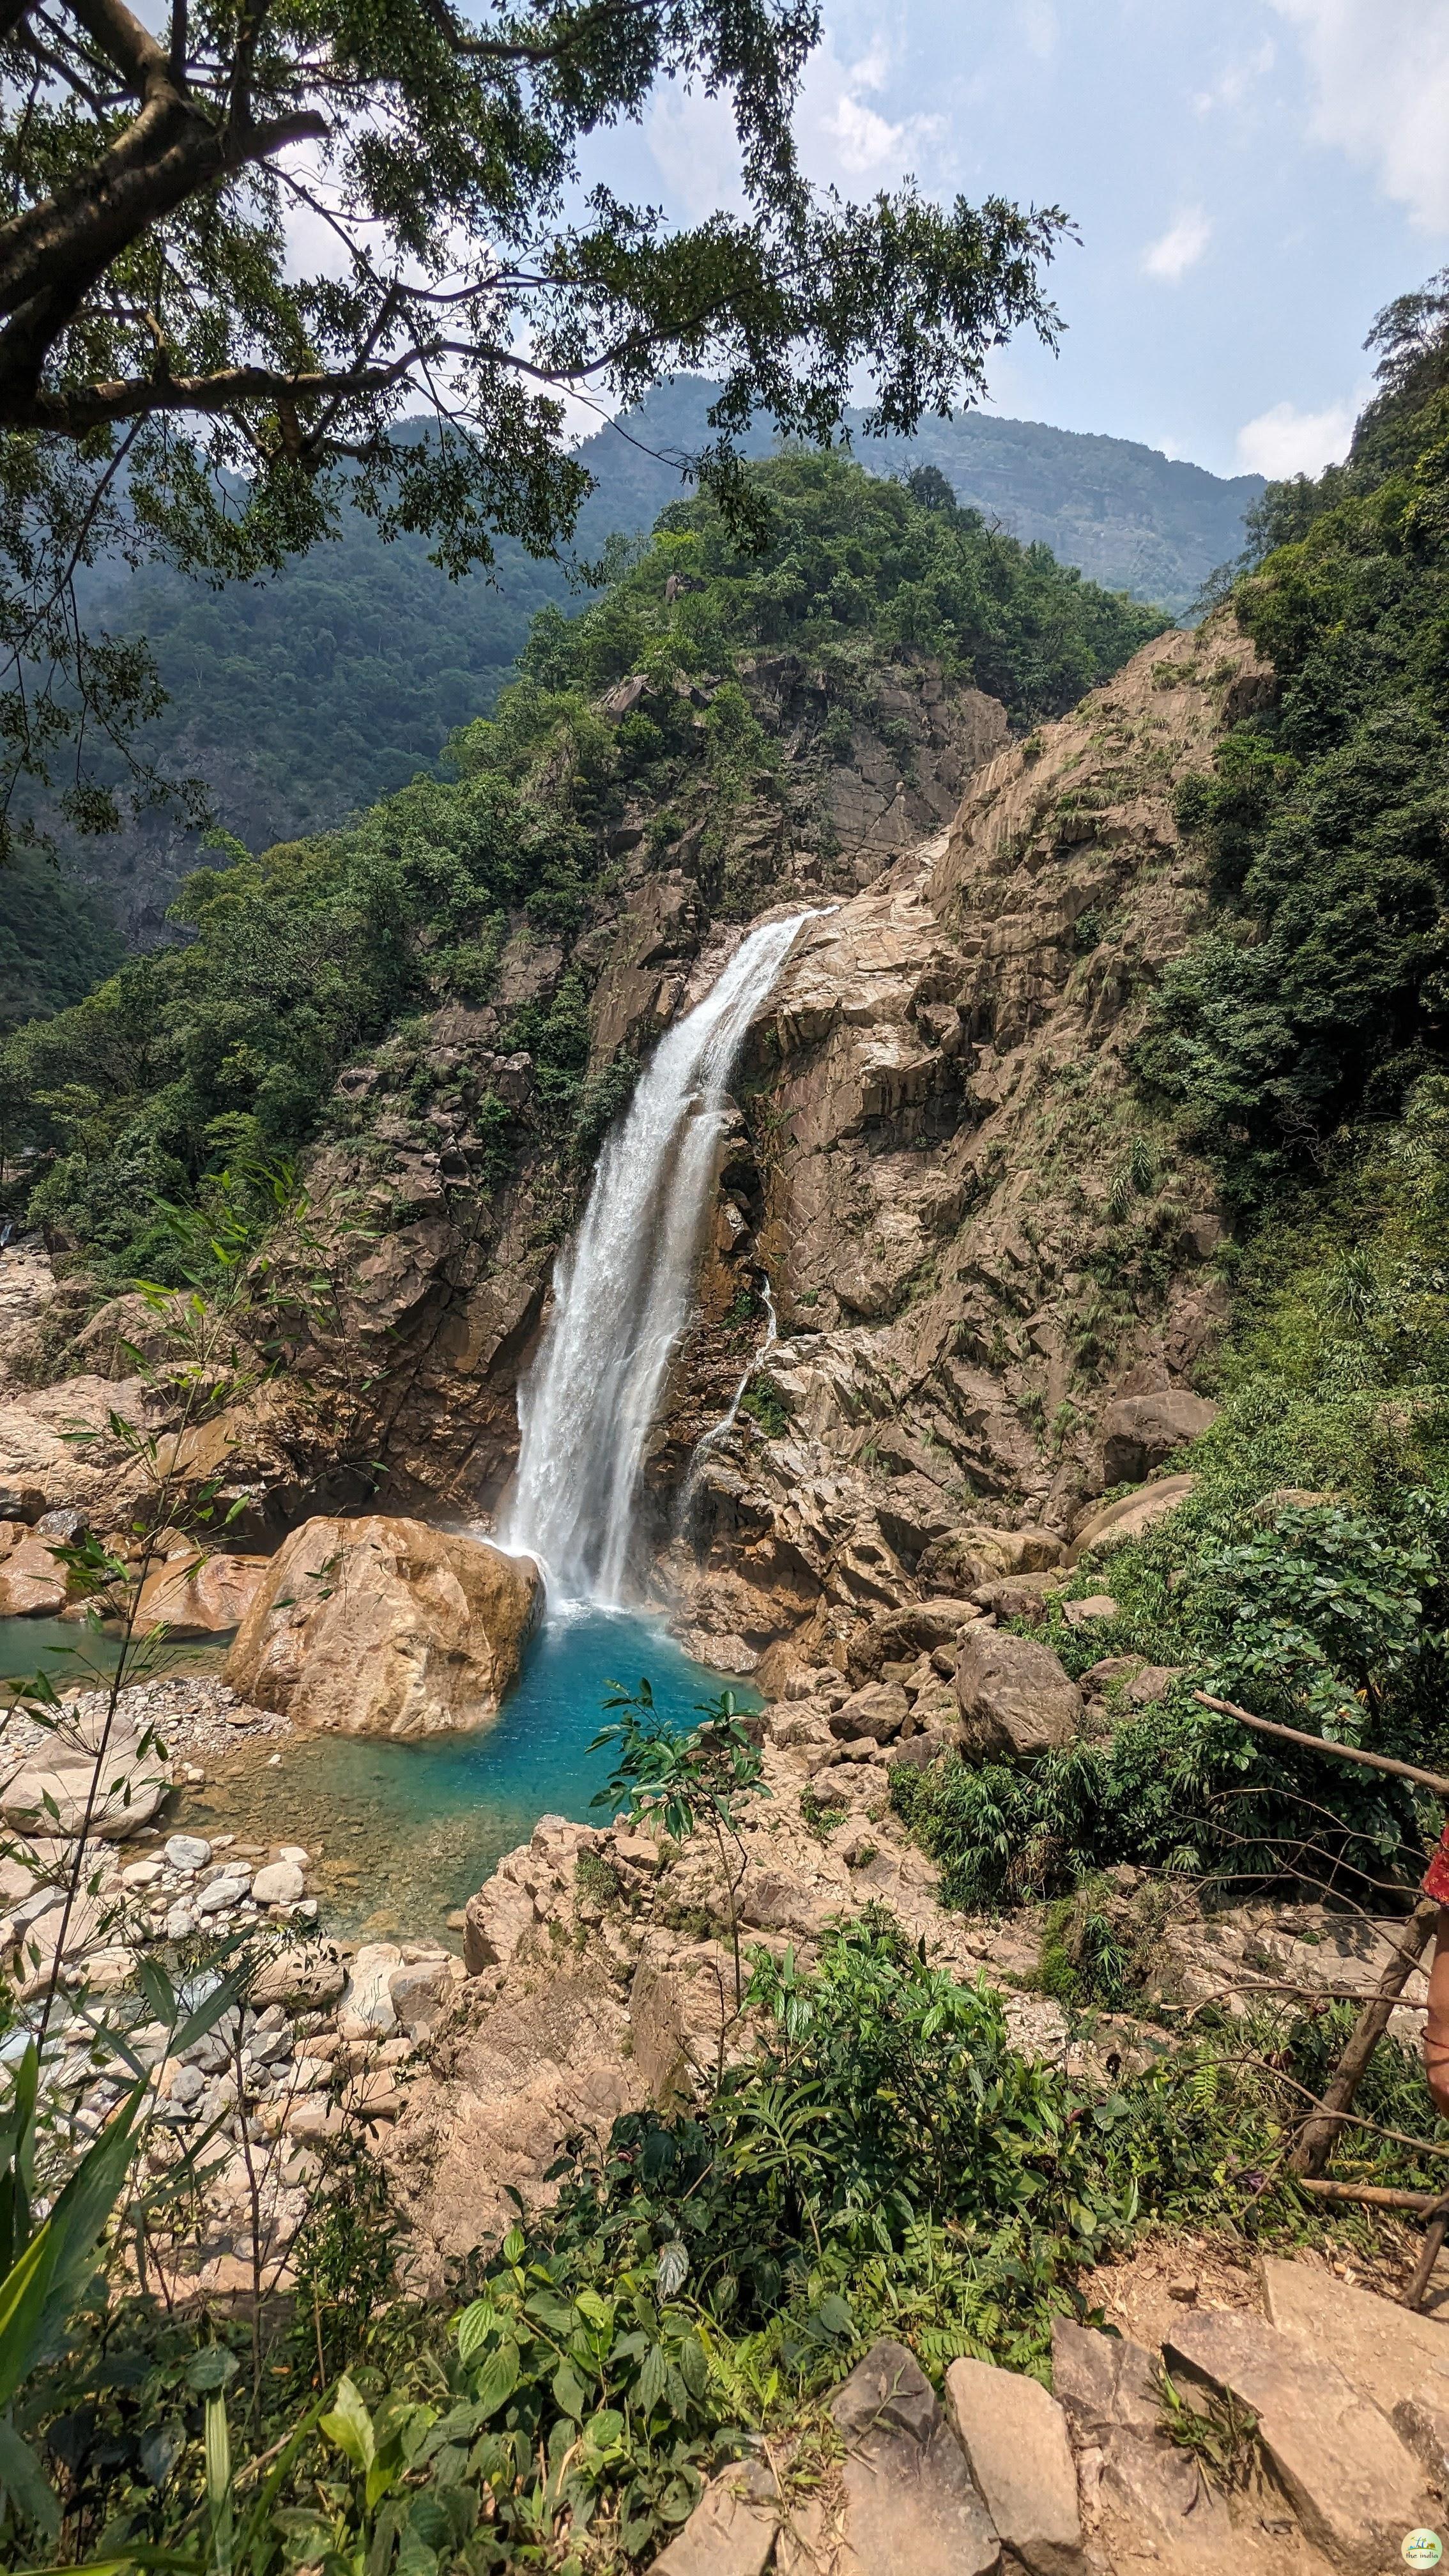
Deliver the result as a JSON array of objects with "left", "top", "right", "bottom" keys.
[{"left": 0, "top": 0, "right": 1069, "bottom": 855}]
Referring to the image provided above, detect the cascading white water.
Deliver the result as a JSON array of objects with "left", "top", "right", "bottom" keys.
[{"left": 505, "top": 912, "right": 814, "bottom": 1604}]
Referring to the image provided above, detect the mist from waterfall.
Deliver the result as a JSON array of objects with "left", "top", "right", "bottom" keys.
[{"left": 504, "top": 912, "right": 815, "bottom": 1605}]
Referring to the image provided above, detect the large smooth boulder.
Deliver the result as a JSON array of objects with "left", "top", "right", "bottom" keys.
[
  {"left": 1, "top": 1736, "right": 169, "bottom": 1839},
  {"left": 1101, "top": 1392, "right": 1217, "bottom": 1485},
  {"left": 1067, "top": 1474, "right": 1197, "bottom": 1565},
  {"left": 0, "top": 1529, "right": 66, "bottom": 1616},
  {"left": 137, "top": 1549, "right": 270, "bottom": 1638},
  {"left": 955, "top": 1627, "right": 1081, "bottom": 1759},
  {"left": 226, "top": 1515, "right": 541, "bottom": 1736}
]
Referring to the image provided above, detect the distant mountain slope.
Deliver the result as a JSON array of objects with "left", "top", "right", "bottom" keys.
[
  {"left": 38, "top": 383, "right": 1260, "bottom": 964},
  {"left": 570, "top": 381, "right": 1262, "bottom": 622},
  {"left": 868, "top": 413, "right": 1262, "bottom": 618}
]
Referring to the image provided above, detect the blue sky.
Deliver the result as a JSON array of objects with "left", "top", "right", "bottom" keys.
[{"left": 599, "top": 0, "right": 1449, "bottom": 480}]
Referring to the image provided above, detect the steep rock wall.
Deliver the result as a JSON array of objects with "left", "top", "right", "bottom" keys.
[{"left": 657, "top": 614, "right": 1270, "bottom": 1678}]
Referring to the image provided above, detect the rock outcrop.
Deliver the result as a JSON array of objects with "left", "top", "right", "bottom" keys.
[
  {"left": 137, "top": 1549, "right": 270, "bottom": 1637},
  {"left": 659, "top": 615, "right": 1264, "bottom": 1678},
  {"left": 226, "top": 1515, "right": 541, "bottom": 1736}
]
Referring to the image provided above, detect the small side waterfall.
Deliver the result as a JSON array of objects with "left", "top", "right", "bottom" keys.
[
  {"left": 678, "top": 1279, "right": 778, "bottom": 1515},
  {"left": 505, "top": 912, "right": 815, "bottom": 1604}
]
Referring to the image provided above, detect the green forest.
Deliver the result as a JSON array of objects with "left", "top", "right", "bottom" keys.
[
  {"left": 22, "top": 380, "right": 1259, "bottom": 992},
  {"left": 0, "top": 454, "right": 1164, "bottom": 1275}
]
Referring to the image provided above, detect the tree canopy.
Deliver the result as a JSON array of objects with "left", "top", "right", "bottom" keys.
[
  {"left": 1137, "top": 274, "right": 1449, "bottom": 1207},
  {"left": 0, "top": 0, "right": 1070, "bottom": 855}
]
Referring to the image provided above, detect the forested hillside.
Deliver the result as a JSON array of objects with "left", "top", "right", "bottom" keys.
[
  {"left": 30, "top": 385, "right": 1259, "bottom": 993},
  {"left": 0, "top": 453, "right": 1164, "bottom": 1272},
  {"left": 894, "top": 277, "right": 1449, "bottom": 1917}
]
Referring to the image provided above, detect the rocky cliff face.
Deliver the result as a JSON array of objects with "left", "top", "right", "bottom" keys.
[
  {"left": 653, "top": 614, "right": 1268, "bottom": 1678},
  {"left": 227, "top": 651, "right": 1013, "bottom": 1526},
  {"left": 0, "top": 617, "right": 1266, "bottom": 1677}
]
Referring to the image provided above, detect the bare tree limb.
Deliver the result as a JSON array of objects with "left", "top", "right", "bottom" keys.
[{"left": 1195, "top": 1690, "right": 1449, "bottom": 1797}]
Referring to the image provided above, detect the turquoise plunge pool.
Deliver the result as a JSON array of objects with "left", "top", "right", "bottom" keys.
[{"left": 172, "top": 1607, "right": 760, "bottom": 1940}]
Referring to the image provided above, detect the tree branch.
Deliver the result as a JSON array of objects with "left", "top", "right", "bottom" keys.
[
  {"left": 66, "top": 0, "right": 171, "bottom": 95},
  {"left": 0, "top": 346, "right": 425, "bottom": 432}
]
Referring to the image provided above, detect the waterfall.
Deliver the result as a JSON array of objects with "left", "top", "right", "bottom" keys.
[{"left": 505, "top": 912, "right": 815, "bottom": 1605}]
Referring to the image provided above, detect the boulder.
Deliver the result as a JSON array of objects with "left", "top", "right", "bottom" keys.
[
  {"left": 956, "top": 1628, "right": 1081, "bottom": 1759},
  {"left": 341, "top": 1942, "right": 403, "bottom": 2032},
  {"left": 0, "top": 1530, "right": 66, "bottom": 1616},
  {"left": 137, "top": 1550, "right": 270, "bottom": 1638},
  {"left": 0, "top": 1486, "right": 45, "bottom": 1524},
  {"left": 1261, "top": 2255, "right": 1449, "bottom": 2423},
  {"left": 808, "top": 1759, "right": 891, "bottom": 1809},
  {"left": 778, "top": 2340, "right": 1000, "bottom": 2576},
  {"left": 1101, "top": 1393, "right": 1218, "bottom": 1485},
  {"left": 1062, "top": 1595, "right": 1117, "bottom": 1627},
  {"left": 1162, "top": 2304, "right": 1429, "bottom": 2575},
  {"left": 249, "top": 1941, "right": 346, "bottom": 2011},
  {"left": 969, "top": 1570, "right": 1069, "bottom": 1619},
  {"left": 882, "top": 1726, "right": 956, "bottom": 1772},
  {"left": 1128, "top": 1664, "right": 1183, "bottom": 1706},
  {"left": 829, "top": 1681, "right": 910, "bottom": 1743},
  {"left": 1, "top": 1742, "right": 168, "bottom": 1839},
  {"left": 225, "top": 1515, "right": 542, "bottom": 1736},
  {"left": 463, "top": 1872, "right": 539, "bottom": 1975},
  {"left": 389, "top": 1958, "right": 454, "bottom": 2035},
  {"left": 1066, "top": 1475, "right": 1197, "bottom": 1565},
  {"left": 649, "top": 2458, "right": 779, "bottom": 2575},
  {"left": 944, "top": 2356, "right": 1085, "bottom": 2576},
  {"left": 1050, "top": 2320, "right": 1227, "bottom": 2546},
  {"left": 252, "top": 1860, "right": 305, "bottom": 1906},
  {"left": 918, "top": 1525, "right": 1064, "bottom": 1593},
  {"left": 848, "top": 1597, "right": 982, "bottom": 1683}
]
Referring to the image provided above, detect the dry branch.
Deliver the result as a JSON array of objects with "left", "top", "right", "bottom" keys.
[{"left": 1194, "top": 1692, "right": 1449, "bottom": 1797}]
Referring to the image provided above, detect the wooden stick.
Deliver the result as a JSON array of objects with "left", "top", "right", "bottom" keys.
[
  {"left": 1290, "top": 1898, "right": 1439, "bottom": 2177},
  {"left": 1406, "top": 2198, "right": 1449, "bottom": 2312},
  {"left": 1298, "top": 2179, "right": 1446, "bottom": 2214},
  {"left": 1193, "top": 1692, "right": 1449, "bottom": 1798}
]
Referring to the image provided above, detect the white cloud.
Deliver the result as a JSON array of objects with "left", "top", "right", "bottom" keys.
[
  {"left": 1141, "top": 208, "right": 1212, "bottom": 284},
  {"left": 1235, "top": 396, "right": 1356, "bottom": 477},
  {"left": 1269, "top": 0, "right": 1449, "bottom": 231},
  {"left": 647, "top": 36, "right": 942, "bottom": 221},
  {"left": 1193, "top": 40, "right": 1276, "bottom": 116},
  {"left": 646, "top": 82, "right": 746, "bottom": 222},
  {"left": 1021, "top": 3, "right": 1057, "bottom": 63}
]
